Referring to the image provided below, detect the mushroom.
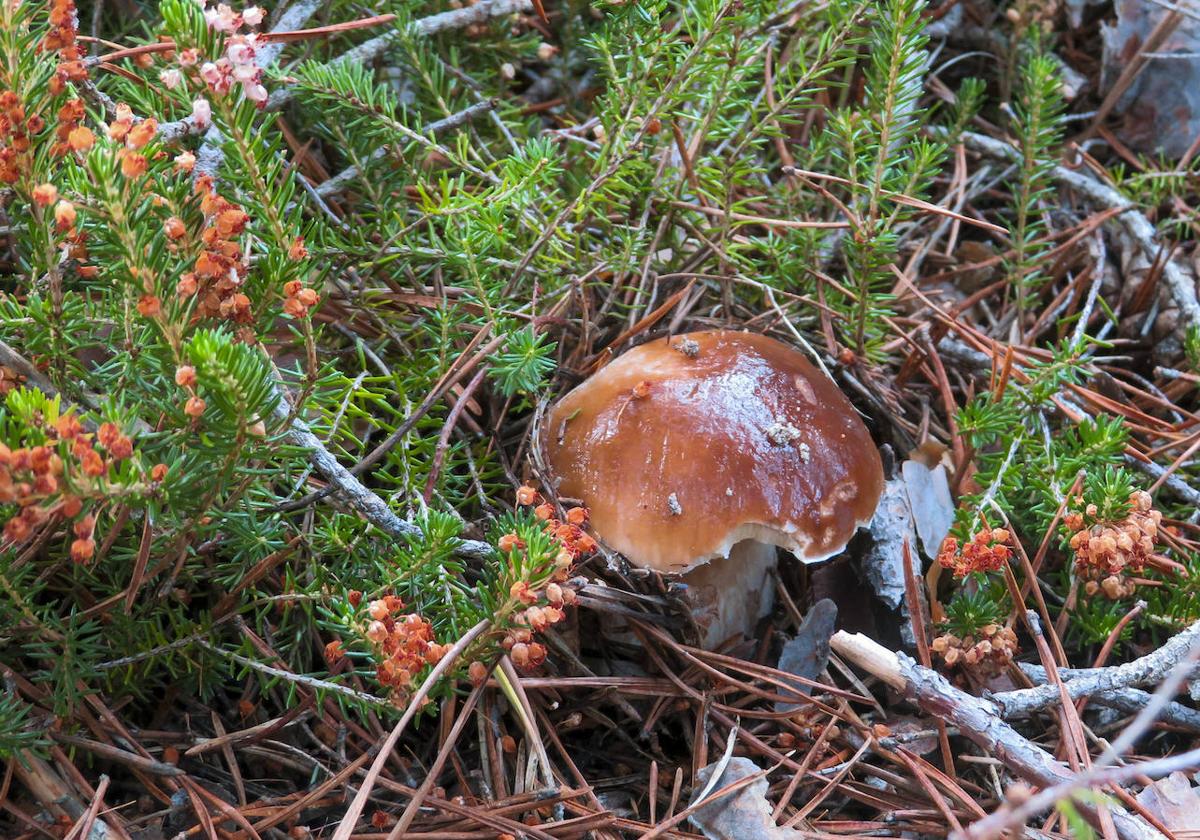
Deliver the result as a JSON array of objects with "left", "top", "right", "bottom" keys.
[{"left": 541, "top": 329, "right": 885, "bottom": 648}]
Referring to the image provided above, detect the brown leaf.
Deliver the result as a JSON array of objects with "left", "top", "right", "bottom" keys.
[
  {"left": 690, "top": 758, "right": 803, "bottom": 840},
  {"left": 1136, "top": 772, "right": 1200, "bottom": 832}
]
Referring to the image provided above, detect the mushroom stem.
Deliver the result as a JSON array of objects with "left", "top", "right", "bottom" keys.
[{"left": 682, "top": 540, "right": 778, "bottom": 648}]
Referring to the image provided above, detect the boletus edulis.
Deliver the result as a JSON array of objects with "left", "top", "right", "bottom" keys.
[{"left": 541, "top": 329, "right": 884, "bottom": 648}]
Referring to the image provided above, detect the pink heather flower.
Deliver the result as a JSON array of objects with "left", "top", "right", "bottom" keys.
[
  {"left": 159, "top": 68, "right": 182, "bottom": 89},
  {"left": 175, "top": 150, "right": 197, "bottom": 172},
  {"left": 178, "top": 48, "right": 200, "bottom": 67},
  {"left": 191, "top": 98, "right": 212, "bottom": 128},
  {"left": 226, "top": 37, "right": 257, "bottom": 66},
  {"left": 205, "top": 3, "right": 240, "bottom": 32},
  {"left": 242, "top": 5, "right": 264, "bottom": 26},
  {"left": 242, "top": 82, "right": 268, "bottom": 105},
  {"left": 233, "top": 63, "right": 260, "bottom": 84},
  {"left": 199, "top": 60, "right": 233, "bottom": 94}
]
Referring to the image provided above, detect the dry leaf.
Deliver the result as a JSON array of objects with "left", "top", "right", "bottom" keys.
[
  {"left": 690, "top": 757, "right": 803, "bottom": 840},
  {"left": 902, "top": 459, "right": 955, "bottom": 560},
  {"left": 774, "top": 599, "right": 837, "bottom": 712},
  {"left": 1135, "top": 772, "right": 1200, "bottom": 832},
  {"left": 1101, "top": 0, "right": 1200, "bottom": 159}
]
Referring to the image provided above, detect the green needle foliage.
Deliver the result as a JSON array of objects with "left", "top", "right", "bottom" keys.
[
  {"left": 0, "top": 0, "right": 1186, "bottom": 748},
  {"left": 1006, "top": 34, "right": 1065, "bottom": 325}
]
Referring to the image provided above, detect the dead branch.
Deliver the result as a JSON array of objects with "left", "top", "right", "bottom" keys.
[
  {"left": 956, "top": 129, "right": 1200, "bottom": 343},
  {"left": 830, "top": 630, "right": 1164, "bottom": 840},
  {"left": 994, "top": 617, "right": 1200, "bottom": 718},
  {"left": 271, "top": 381, "right": 494, "bottom": 560},
  {"left": 314, "top": 99, "right": 499, "bottom": 200}
]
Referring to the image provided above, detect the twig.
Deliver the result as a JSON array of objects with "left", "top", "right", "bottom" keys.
[
  {"left": 313, "top": 99, "right": 498, "bottom": 200},
  {"left": 831, "top": 631, "right": 1162, "bottom": 840},
  {"left": 196, "top": 637, "right": 389, "bottom": 706},
  {"left": 270, "top": 380, "right": 494, "bottom": 560},
  {"left": 955, "top": 129, "right": 1200, "bottom": 340},
  {"left": 995, "top": 617, "right": 1200, "bottom": 718},
  {"left": 11, "top": 753, "right": 111, "bottom": 840},
  {"left": 337, "top": 0, "right": 534, "bottom": 68},
  {"left": 53, "top": 734, "right": 184, "bottom": 777}
]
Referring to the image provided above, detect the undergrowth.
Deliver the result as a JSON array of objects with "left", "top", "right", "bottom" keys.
[{"left": 0, "top": 0, "right": 1198, "bottom": 813}]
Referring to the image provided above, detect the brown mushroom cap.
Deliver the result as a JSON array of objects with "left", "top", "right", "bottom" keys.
[{"left": 542, "top": 330, "right": 884, "bottom": 573}]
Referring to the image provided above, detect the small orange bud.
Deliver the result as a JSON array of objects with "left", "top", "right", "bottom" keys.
[
  {"left": 54, "top": 200, "right": 76, "bottom": 231},
  {"left": 497, "top": 533, "right": 524, "bottom": 553},
  {"left": 126, "top": 118, "right": 157, "bottom": 149},
  {"left": 468, "top": 660, "right": 488, "bottom": 684},
  {"left": 324, "top": 639, "right": 344, "bottom": 664},
  {"left": 70, "top": 537, "right": 95, "bottom": 563},
  {"left": 97, "top": 422, "right": 120, "bottom": 449},
  {"left": 184, "top": 395, "right": 206, "bottom": 417},
  {"left": 80, "top": 448, "right": 105, "bottom": 476},
  {"left": 163, "top": 216, "right": 186, "bottom": 240},
  {"left": 516, "top": 485, "right": 538, "bottom": 505},
  {"left": 108, "top": 435, "right": 133, "bottom": 460},
  {"left": 68, "top": 125, "right": 94, "bottom": 152},
  {"left": 136, "top": 294, "right": 161, "bottom": 317},
  {"left": 119, "top": 150, "right": 147, "bottom": 178},
  {"left": 32, "top": 183, "right": 58, "bottom": 207},
  {"left": 151, "top": 463, "right": 168, "bottom": 481},
  {"left": 175, "top": 365, "right": 197, "bottom": 388}
]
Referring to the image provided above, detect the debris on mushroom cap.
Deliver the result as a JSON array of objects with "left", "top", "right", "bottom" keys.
[{"left": 542, "top": 330, "right": 885, "bottom": 573}]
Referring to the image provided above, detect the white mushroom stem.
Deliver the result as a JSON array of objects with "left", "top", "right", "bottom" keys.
[{"left": 682, "top": 541, "right": 778, "bottom": 648}]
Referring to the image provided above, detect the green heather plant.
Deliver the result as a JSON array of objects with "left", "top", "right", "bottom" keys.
[
  {"left": 1, "top": 0, "right": 1193, "bottom": 750},
  {"left": 1005, "top": 33, "right": 1065, "bottom": 327}
]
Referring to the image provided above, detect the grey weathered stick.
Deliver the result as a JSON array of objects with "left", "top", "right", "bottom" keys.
[
  {"left": 0, "top": 338, "right": 57, "bottom": 395},
  {"left": 831, "top": 631, "right": 1162, "bottom": 840},
  {"left": 995, "top": 617, "right": 1200, "bottom": 718},
  {"left": 196, "top": 637, "right": 389, "bottom": 705},
  {"left": 337, "top": 0, "right": 533, "bottom": 69},
  {"left": 314, "top": 99, "right": 498, "bottom": 199},
  {"left": 963, "top": 627, "right": 1200, "bottom": 840},
  {"left": 956, "top": 129, "right": 1200, "bottom": 338},
  {"left": 263, "top": 0, "right": 533, "bottom": 113},
  {"left": 270, "top": 384, "right": 493, "bottom": 560},
  {"left": 960, "top": 748, "right": 1200, "bottom": 840}
]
